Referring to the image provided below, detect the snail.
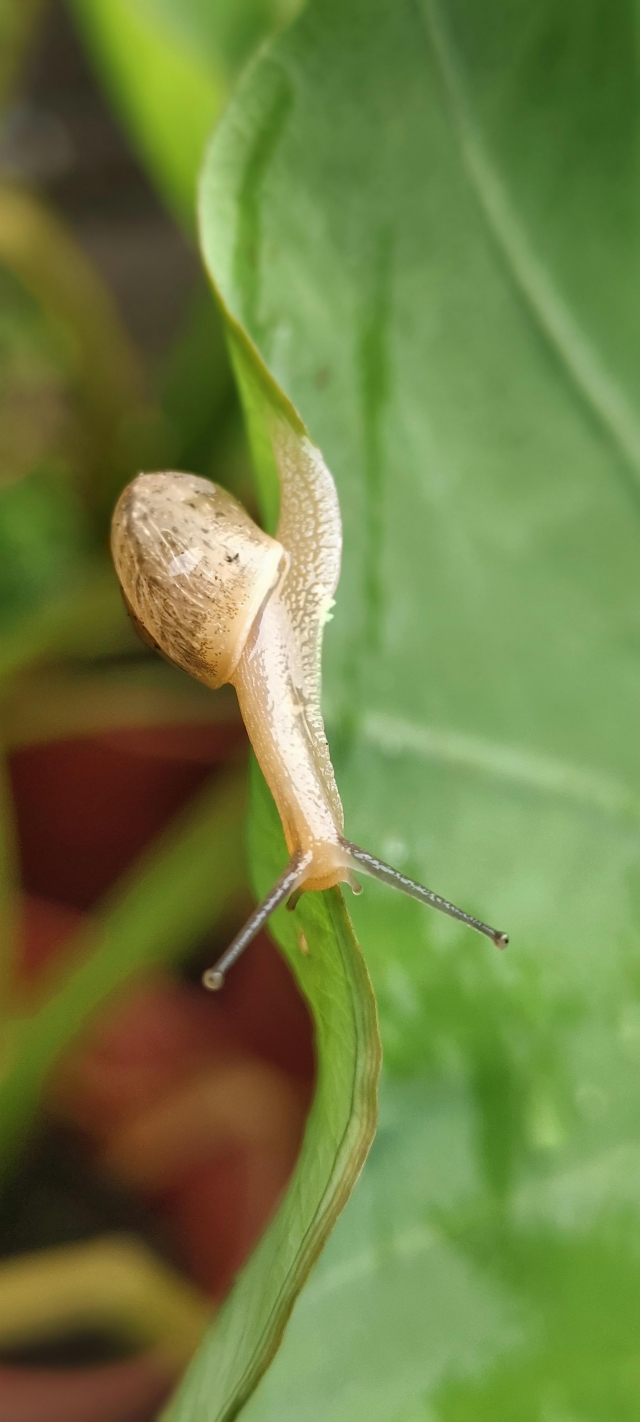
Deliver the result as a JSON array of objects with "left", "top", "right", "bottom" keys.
[{"left": 111, "top": 420, "right": 507, "bottom": 990}]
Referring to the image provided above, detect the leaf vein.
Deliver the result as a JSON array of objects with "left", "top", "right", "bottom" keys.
[
  {"left": 363, "top": 709, "right": 640, "bottom": 825},
  {"left": 419, "top": 0, "right": 640, "bottom": 511}
]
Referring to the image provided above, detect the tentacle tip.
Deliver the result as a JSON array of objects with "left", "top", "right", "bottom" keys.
[
  {"left": 202, "top": 967, "right": 225, "bottom": 991},
  {"left": 495, "top": 932, "right": 509, "bottom": 950}
]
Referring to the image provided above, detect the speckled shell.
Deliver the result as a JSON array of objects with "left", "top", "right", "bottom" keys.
[{"left": 111, "top": 472, "right": 286, "bottom": 688}]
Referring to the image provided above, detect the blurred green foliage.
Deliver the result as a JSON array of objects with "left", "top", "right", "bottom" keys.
[
  {"left": 0, "top": 11, "right": 334, "bottom": 1410},
  {"left": 70, "top": 0, "right": 304, "bottom": 222},
  {"left": 0, "top": 0, "right": 285, "bottom": 1219},
  {"left": 0, "top": 0, "right": 46, "bottom": 107},
  {"left": 2, "top": 1, "right": 640, "bottom": 1421},
  {"left": 0, "top": 267, "right": 88, "bottom": 619}
]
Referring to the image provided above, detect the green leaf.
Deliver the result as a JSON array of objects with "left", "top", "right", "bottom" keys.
[
  {"left": 69, "top": 0, "right": 304, "bottom": 225},
  {"left": 163, "top": 761, "right": 379, "bottom": 1422},
  {"left": 192, "top": 0, "right": 640, "bottom": 1417}
]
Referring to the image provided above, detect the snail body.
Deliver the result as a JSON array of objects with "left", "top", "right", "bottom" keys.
[
  {"left": 112, "top": 427, "right": 506, "bottom": 988},
  {"left": 112, "top": 455, "right": 352, "bottom": 895}
]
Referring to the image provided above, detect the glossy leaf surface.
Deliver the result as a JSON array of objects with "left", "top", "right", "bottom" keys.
[{"left": 175, "top": 0, "right": 640, "bottom": 1417}]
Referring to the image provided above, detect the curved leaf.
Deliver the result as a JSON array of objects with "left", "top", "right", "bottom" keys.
[
  {"left": 187, "top": 0, "right": 640, "bottom": 1417},
  {"left": 163, "top": 763, "right": 380, "bottom": 1422}
]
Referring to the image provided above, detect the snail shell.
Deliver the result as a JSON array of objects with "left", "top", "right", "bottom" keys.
[{"left": 111, "top": 472, "right": 287, "bottom": 689}]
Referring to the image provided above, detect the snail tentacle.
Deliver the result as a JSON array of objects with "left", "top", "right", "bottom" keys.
[
  {"left": 111, "top": 468, "right": 508, "bottom": 988},
  {"left": 202, "top": 850, "right": 312, "bottom": 990},
  {"left": 341, "top": 840, "right": 508, "bottom": 950}
]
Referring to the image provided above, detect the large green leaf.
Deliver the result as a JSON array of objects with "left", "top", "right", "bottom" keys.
[{"left": 176, "top": 0, "right": 640, "bottom": 1417}]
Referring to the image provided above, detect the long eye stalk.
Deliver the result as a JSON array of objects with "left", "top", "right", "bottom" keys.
[
  {"left": 202, "top": 850, "right": 311, "bottom": 990},
  {"left": 202, "top": 842, "right": 507, "bottom": 990},
  {"left": 341, "top": 840, "right": 508, "bottom": 949}
]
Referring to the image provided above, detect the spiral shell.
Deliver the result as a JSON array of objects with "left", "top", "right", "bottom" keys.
[{"left": 111, "top": 472, "right": 286, "bottom": 688}]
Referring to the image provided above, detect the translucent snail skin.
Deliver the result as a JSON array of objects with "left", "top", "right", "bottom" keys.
[{"left": 111, "top": 428, "right": 507, "bottom": 990}]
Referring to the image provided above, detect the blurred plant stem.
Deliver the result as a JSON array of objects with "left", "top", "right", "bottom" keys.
[
  {"left": 0, "top": 749, "right": 18, "bottom": 1014},
  {"left": 0, "top": 765, "right": 248, "bottom": 1176},
  {"left": 0, "top": 564, "right": 132, "bottom": 677},
  {"left": 159, "top": 283, "right": 236, "bottom": 477},
  {"left": 68, "top": 0, "right": 223, "bottom": 226},
  {"left": 3, "top": 666, "right": 239, "bottom": 749},
  {"left": 0, "top": 1235, "right": 210, "bottom": 1365},
  {"left": 0, "top": 182, "right": 161, "bottom": 521},
  {"left": 0, "top": 0, "right": 47, "bottom": 111}
]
